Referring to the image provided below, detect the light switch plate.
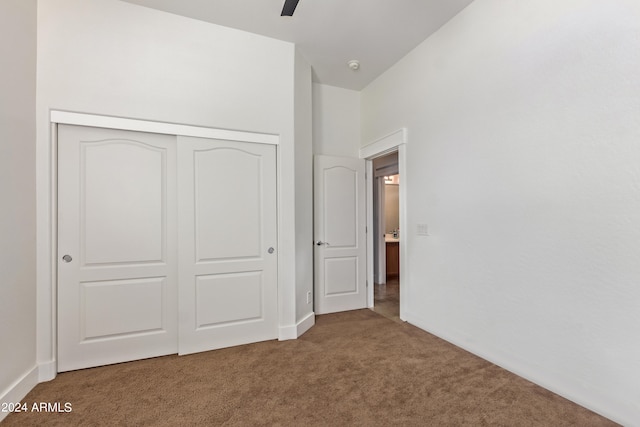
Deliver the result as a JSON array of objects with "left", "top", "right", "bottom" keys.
[{"left": 417, "top": 224, "right": 429, "bottom": 236}]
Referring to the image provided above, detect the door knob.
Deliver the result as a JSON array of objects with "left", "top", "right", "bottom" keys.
[
  {"left": 315, "top": 241, "right": 329, "bottom": 246},
  {"left": 62, "top": 255, "right": 72, "bottom": 263},
  {"left": 268, "top": 247, "right": 275, "bottom": 254}
]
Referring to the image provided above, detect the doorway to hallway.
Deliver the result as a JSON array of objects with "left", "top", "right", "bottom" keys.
[
  {"left": 374, "top": 277, "right": 401, "bottom": 323},
  {"left": 370, "top": 152, "right": 401, "bottom": 323}
]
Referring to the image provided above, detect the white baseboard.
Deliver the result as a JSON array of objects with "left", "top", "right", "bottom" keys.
[
  {"left": 296, "top": 312, "right": 315, "bottom": 337},
  {"left": 38, "top": 360, "right": 56, "bottom": 382},
  {"left": 0, "top": 365, "right": 39, "bottom": 422},
  {"left": 404, "top": 310, "right": 633, "bottom": 427},
  {"left": 278, "top": 312, "right": 315, "bottom": 341}
]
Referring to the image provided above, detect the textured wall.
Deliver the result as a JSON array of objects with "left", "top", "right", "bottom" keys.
[
  {"left": 294, "top": 50, "right": 314, "bottom": 323},
  {"left": 384, "top": 184, "right": 399, "bottom": 233},
  {"left": 362, "top": 0, "right": 640, "bottom": 424},
  {"left": 312, "top": 83, "right": 361, "bottom": 157},
  {"left": 0, "top": 0, "right": 37, "bottom": 415}
]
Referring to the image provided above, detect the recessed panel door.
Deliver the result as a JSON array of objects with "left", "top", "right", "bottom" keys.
[
  {"left": 314, "top": 155, "right": 367, "bottom": 314},
  {"left": 57, "top": 125, "right": 178, "bottom": 372},
  {"left": 177, "top": 136, "right": 278, "bottom": 355}
]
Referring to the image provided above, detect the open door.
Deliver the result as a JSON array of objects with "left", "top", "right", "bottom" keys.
[{"left": 314, "top": 155, "right": 366, "bottom": 314}]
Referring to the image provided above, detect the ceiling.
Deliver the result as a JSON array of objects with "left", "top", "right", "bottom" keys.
[{"left": 120, "top": 0, "right": 475, "bottom": 91}]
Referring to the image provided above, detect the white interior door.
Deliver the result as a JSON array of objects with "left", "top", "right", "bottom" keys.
[
  {"left": 57, "top": 125, "right": 178, "bottom": 372},
  {"left": 314, "top": 155, "right": 367, "bottom": 314},
  {"left": 177, "top": 136, "right": 278, "bottom": 355}
]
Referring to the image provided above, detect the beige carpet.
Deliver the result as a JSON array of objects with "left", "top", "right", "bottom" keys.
[{"left": 4, "top": 309, "right": 616, "bottom": 426}]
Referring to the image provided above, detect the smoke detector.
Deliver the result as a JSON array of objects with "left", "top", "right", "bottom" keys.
[{"left": 347, "top": 60, "right": 360, "bottom": 71}]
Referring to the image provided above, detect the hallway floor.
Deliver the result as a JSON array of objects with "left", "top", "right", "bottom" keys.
[{"left": 372, "top": 277, "right": 402, "bottom": 323}]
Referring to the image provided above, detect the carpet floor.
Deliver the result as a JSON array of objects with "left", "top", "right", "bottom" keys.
[{"left": 3, "top": 309, "right": 616, "bottom": 426}]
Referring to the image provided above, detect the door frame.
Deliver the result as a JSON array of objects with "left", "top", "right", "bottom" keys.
[
  {"left": 39, "top": 111, "right": 282, "bottom": 380},
  {"left": 360, "top": 128, "right": 408, "bottom": 319},
  {"left": 374, "top": 174, "right": 386, "bottom": 284}
]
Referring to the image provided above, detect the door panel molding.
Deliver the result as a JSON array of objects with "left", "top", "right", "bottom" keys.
[{"left": 80, "top": 139, "right": 168, "bottom": 267}]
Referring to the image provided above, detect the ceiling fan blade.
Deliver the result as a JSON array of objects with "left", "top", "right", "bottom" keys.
[{"left": 281, "top": 0, "right": 300, "bottom": 16}]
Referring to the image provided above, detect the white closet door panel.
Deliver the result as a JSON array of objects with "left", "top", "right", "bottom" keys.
[
  {"left": 82, "top": 142, "right": 165, "bottom": 265},
  {"left": 57, "top": 125, "right": 178, "bottom": 372},
  {"left": 178, "top": 136, "right": 278, "bottom": 355},
  {"left": 195, "top": 272, "right": 263, "bottom": 327},
  {"left": 194, "top": 149, "right": 262, "bottom": 261},
  {"left": 81, "top": 277, "right": 165, "bottom": 339}
]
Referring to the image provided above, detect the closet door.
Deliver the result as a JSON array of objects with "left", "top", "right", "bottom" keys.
[
  {"left": 57, "top": 125, "right": 178, "bottom": 372},
  {"left": 177, "top": 136, "right": 278, "bottom": 355}
]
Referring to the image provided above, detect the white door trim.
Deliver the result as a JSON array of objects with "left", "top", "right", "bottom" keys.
[
  {"left": 360, "top": 128, "right": 408, "bottom": 319},
  {"left": 359, "top": 128, "right": 406, "bottom": 159},
  {"left": 40, "top": 111, "right": 281, "bottom": 381},
  {"left": 50, "top": 111, "right": 279, "bottom": 146}
]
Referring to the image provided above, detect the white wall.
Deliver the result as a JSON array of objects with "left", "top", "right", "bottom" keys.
[
  {"left": 361, "top": 1, "right": 640, "bottom": 424},
  {"left": 0, "top": 0, "right": 38, "bottom": 418},
  {"left": 312, "top": 83, "right": 360, "bottom": 157},
  {"left": 384, "top": 185, "right": 399, "bottom": 233},
  {"left": 36, "top": 0, "right": 302, "bottom": 370},
  {"left": 294, "top": 51, "right": 314, "bottom": 325}
]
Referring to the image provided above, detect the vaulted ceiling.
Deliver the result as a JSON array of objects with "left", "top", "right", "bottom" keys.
[{"left": 120, "top": 0, "right": 475, "bottom": 90}]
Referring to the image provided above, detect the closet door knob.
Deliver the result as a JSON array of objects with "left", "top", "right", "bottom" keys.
[{"left": 62, "top": 255, "right": 73, "bottom": 263}]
